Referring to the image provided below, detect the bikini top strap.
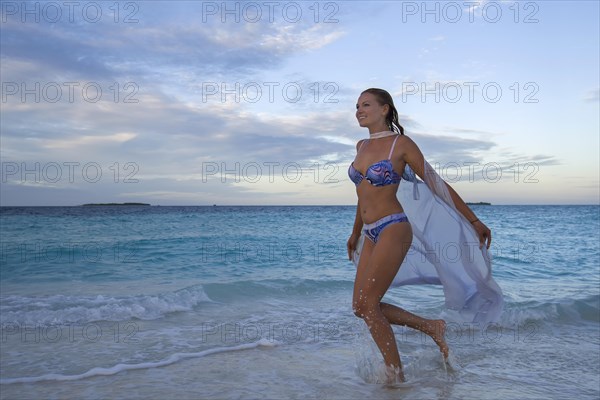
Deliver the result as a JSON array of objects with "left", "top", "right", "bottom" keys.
[{"left": 388, "top": 135, "right": 400, "bottom": 159}]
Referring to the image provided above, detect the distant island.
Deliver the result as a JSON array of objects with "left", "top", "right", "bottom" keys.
[
  {"left": 81, "top": 203, "right": 151, "bottom": 206},
  {"left": 466, "top": 202, "right": 491, "bottom": 205}
]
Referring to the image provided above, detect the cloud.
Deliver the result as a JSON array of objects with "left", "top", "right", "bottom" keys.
[
  {"left": 1, "top": 2, "right": 346, "bottom": 85},
  {"left": 584, "top": 88, "right": 599, "bottom": 102},
  {"left": 2, "top": 69, "right": 553, "bottom": 205},
  {"left": 258, "top": 24, "right": 345, "bottom": 52},
  {"left": 443, "top": 127, "right": 501, "bottom": 136},
  {"left": 1, "top": 1, "right": 583, "bottom": 205},
  {"left": 408, "top": 132, "right": 494, "bottom": 164}
]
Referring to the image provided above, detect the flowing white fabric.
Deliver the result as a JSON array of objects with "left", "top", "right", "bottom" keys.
[{"left": 352, "top": 161, "right": 504, "bottom": 324}]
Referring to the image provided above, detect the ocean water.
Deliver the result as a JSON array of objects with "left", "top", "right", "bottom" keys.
[{"left": 0, "top": 205, "right": 598, "bottom": 399}]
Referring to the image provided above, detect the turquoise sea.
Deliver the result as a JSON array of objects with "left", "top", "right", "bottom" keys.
[{"left": 0, "top": 205, "right": 599, "bottom": 399}]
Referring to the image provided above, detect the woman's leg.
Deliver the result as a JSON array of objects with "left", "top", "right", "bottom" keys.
[
  {"left": 352, "top": 221, "right": 413, "bottom": 381},
  {"left": 379, "top": 303, "right": 449, "bottom": 358}
]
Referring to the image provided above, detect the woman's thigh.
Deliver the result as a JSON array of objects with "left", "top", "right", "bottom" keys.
[{"left": 353, "top": 222, "right": 413, "bottom": 304}]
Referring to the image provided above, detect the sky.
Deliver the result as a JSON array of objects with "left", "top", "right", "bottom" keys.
[{"left": 1, "top": 0, "right": 598, "bottom": 206}]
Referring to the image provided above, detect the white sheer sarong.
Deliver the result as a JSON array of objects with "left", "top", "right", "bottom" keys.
[{"left": 352, "top": 161, "right": 504, "bottom": 324}]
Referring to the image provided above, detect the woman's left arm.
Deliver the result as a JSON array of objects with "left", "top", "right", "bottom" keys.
[
  {"left": 444, "top": 184, "right": 492, "bottom": 248},
  {"left": 399, "top": 135, "right": 492, "bottom": 248}
]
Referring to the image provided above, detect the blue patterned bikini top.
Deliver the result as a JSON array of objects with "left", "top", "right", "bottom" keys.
[{"left": 348, "top": 135, "right": 402, "bottom": 187}]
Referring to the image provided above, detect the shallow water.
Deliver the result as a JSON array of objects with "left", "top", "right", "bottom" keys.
[{"left": 1, "top": 205, "right": 599, "bottom": 399}]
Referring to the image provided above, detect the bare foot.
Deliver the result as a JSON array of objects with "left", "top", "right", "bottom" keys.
[
  {"left": 384, "top": 365, "right": 405, "bottom": 384},
  {"left": 428, "top": 319, "right": 449, "bottom": 359}
]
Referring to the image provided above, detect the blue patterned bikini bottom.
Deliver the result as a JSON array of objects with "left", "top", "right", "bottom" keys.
[{"left": 362, "top": 212, "right": 409, "bottom": 244}]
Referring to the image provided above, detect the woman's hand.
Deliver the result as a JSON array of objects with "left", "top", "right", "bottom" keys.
[
  {"left": 347, "top": 233, "right": 360, "bottom": 261},
  {"left": 472, "top": 220, "right": 492, "bottom": 249}
]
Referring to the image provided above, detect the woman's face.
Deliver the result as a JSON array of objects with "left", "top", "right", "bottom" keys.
[{"left": 356, "top": 92, "right": 388, "bottom": 129}]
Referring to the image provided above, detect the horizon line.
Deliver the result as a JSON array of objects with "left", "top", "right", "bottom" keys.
[{"left": 1, "top": 204, "right": 599, "bottom": 207}]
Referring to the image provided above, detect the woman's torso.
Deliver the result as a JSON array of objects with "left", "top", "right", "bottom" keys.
[{"left": 348, "top": 135, "right": 407, "bottom": 224}]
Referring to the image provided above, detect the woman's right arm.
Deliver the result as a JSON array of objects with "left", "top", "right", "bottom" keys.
[
  {"left": 347, "top": 202, "right": 363, "bottom": 261},
  {"left": 347, "top": 140, "right": 365, "bottom": 261},
  {"left": 351, "top": 201, "right": 362, "bottom": 235}
]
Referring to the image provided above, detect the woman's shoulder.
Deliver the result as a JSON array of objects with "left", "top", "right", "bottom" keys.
[
  {"left": 397, "top": 134, "right": 418, "bottom": 148},
  {"left": 397, "top": 134, "right": 414, "bottom": 144},
  {"left": 394, "top": 134, "right": 422, "bottom": 159}
]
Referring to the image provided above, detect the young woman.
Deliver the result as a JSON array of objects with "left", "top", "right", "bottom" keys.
[{"left": 347, "top": 88, "right": 492, "bottom": 382}]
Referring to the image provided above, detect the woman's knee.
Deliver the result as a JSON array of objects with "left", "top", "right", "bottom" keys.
[
  {"left": 352, "top": 299, "right": 380, "bottom": 319},
  {"left": 352, "top": 302, "right": 364, "bottom": 318}
]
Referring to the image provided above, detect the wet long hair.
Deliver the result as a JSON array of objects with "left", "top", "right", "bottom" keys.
[{"left": 361, "top": 88, "right": 405, "bottom": 135}]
